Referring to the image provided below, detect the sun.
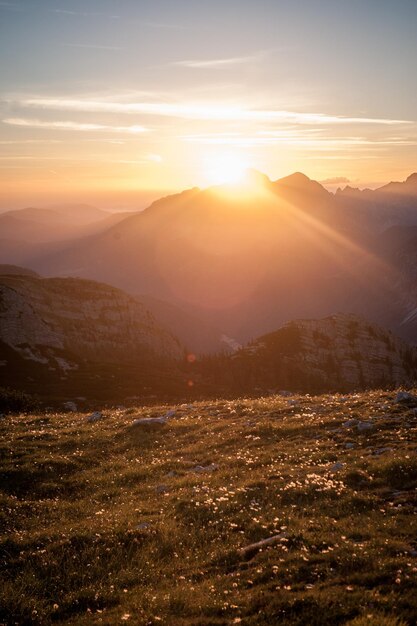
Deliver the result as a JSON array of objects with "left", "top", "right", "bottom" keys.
[{"left": 203, "top": 152, "right": 250, "bottom": 186}]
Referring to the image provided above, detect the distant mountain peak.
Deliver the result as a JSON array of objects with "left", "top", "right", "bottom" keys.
[
  {"left": 276, "top": 172, "right": 312, "bottom": 186},
  {"left": 405, "top": 172, "right": 417, "bottom": 185},
  {"left": 273, "top": 171, "right": 329, "bottom": 196}
]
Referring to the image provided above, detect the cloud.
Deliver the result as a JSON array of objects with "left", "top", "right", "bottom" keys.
[
  {"left": 0, "top": 1, "right": 22, "bottom": 9},
  {"left": 180, "top": 133, "right": 417, "bottom": 148},
  {"left": 173, "top": 54, "right": 261, "bottom": 68},
  {"left": 62, "top": 43, "right": 122, "bottom": 51},
  {"left": 2, "top": 118, "right": 148, "bottom": 134},
  {"left": 53, "top": 9, "right": 119, "bottom": 18},
  {"left": 320, "top": 176, "right": 351, "bottom": 185},
  {"left": 14, "top": 97, "right": 413, "bottom": 125}
]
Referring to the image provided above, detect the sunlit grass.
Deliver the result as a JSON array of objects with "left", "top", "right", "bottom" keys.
[{"left": 0, "top": 390, "right": 416, "bottom": 624}]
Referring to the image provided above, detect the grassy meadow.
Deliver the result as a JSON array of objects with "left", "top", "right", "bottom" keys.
[{"left": 1, "top": 390, "right": 416, "bottom": 625}]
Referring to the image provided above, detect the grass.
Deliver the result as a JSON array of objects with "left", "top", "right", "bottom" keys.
[{"left": 0, "top": 389, "right": 416, "bottom": 625}]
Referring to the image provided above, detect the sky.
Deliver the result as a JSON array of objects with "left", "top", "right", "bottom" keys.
[{"left": 0, "top": 0, "right": 416, "bottom": 208}]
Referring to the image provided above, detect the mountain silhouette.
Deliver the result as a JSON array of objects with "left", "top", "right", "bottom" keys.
[{"left": 11, "top": 172, "right": 417, "bottom": 346}]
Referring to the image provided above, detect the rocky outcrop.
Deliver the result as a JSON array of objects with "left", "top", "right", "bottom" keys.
[
  {"left": 227, "top": 314, "right": 417, "bottom": 392},
  {"left": 0, "top": 275, "right": 182, "bottom": 372}
]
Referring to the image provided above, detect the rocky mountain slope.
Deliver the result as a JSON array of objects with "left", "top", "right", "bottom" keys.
[
  {"left": 0, "top": 205, "right": 136, "bottom": 266},
  {"left": 0, "top": 274, "right": 184, "bottom": 403},
  {"left": 26, "top": 172, "right": 417, "bottom": 345},
  {"left": 201, "top": 314, "right": 417, "bottom": 394}
]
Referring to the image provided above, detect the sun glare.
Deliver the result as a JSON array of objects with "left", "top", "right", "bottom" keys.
[{"left": 203, "top": 153, "right": 250, "bottom": 186}]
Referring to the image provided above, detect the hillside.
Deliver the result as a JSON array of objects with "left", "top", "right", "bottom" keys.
[
  {"left": 203, "top": 314, "right": 417, "bottom": 395},
  {"left": 1, "top": 389, "right": 416, "bottom": 624},
  {"left": 27, "top": 172, "right": 417, "bottom": 344},
  {"left": 0, "top": 275, "right": 185, "bottom": 404}
]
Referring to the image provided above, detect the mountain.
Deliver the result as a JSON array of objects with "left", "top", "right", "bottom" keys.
[
  {"left": 0, "top": 274, "right": 184, "bottom": 403},
  {"left": 0, "top": 264, "right": 40, "bottom": 277},
  {"left": 336, "top": 172, "right": 417, "bottom": 233},
  {"left": 137, "top": 294, "right": 234, "bottom": 355},
  {"left": 25, "top": 172, "right": 417, "bottom": 345},
  {"left": 0, "top": 204, "right": 136, "bottom": 249},
  {"left": 200, "top": 313, "right": 417, "bottom": 394}
]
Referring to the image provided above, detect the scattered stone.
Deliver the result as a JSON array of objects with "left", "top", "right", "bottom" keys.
[
  {"left": 345, "top": 443, "right": 355, "bottom": 449},
  {"left": 155, "top": 484, "right": 169, "bottom": 494},
  {"left": 373, "top": 447, "right": 392, "bottom": 455},
  {"left": 131, "top": 408, "right": 177, "bottom": 427},
  {"left": 279, "top": 390, "right": 293, "bottom": 397},
  {"left": 330, "top": 462, "right": 344, "bottom": 473},
  {"left": 239, "top": 533, "right": 288, "bottom": 558},
  {"left": 193, "top": 463, "right": 219, "bottom": 473},
  {"left": 132, "top": 415, "right": 168, "bottom": 426},
  {"left": 342, "top": 419, "right": 358, "bottom": 428},
  {"left": 394, "top": 391, "right": 417, "bottom": 405},
  {"left": 63, "top": 401, "right": 77, "bottom": 412},
  {"left": 357, "top": 421, "right": 374, "bottom": 432},
  {"left": 87, "top": 411, "right": 103, "bottom": 423},
  {"left": 135, "top": 522, "right": 151, "bottom": 531}
]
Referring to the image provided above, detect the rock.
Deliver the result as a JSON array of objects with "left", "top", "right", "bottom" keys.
[
  {"left": 394, "top": 391, "right": 417, "bottom": 405},
  {"left": 345, "top": 443, "right": 355, "bottom": 449},
  {"left": 330, "top": 462, "right": 344, "bottom": 472},
  {"left": 131, "top": 409, "right": 176, "bottom": 427},
  {"left": 131, "top": 415, "right": 168, "bottom": 426},
  {"left": 63, "top": 401, "right": 77, "bottom": 412},
  {"left": 155, "top": 484, "right": 169, "bottom": 494},
  {"left": 135, "top": 522, "right": 151, "bottom": 530},
  {"left": 239, "top": 533, "right": 288, "bottom": 558},
  {"left": 356, "top": 421, "right": 374, "bottom": 432},
  {"left": 193, "top": 463, "right": 219, "bottom": 473},
  {"left": 0, "top": 413, "right": 5, "bottom": 419},
  {"left": 87, "top": 411, "right": 103, "bottom": 423},
  {"left": 373, "top": 447, "right": 392, "bottom": 455},
  {"left": 342, "top": 419, "right": 358, "bottom": 428}
]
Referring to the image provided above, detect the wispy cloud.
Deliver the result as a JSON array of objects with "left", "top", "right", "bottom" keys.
[
  {"left": 141, "top": 21, "right": 187, "bottom": 30},
  {"left": 62, "top": 43, "right": 122, "bottom": 51},
  {"left": 0, "top": 1, "right": 22, "bottom": 10},
  {"left": 181, "top": 132, "right": 417, "bottom": 149},
  {"left": 320, "top": 176, "right": 351, "bottom": 185},
  {"left": 53, "top": 9, "right": 119, "bottom": 18},
  {"left": 2, "top": 118, "right": 148, "bottom": 134},
  {"left": 14, "top": 97, "right": 413, "bottom": 125},
  {"left": 173, "top": 54, "right": 261, "bottom": 68}
]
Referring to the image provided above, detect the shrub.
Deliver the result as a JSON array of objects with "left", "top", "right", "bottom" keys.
[{"left": 0, "top": 386, "right": 40, "bottom": 414}]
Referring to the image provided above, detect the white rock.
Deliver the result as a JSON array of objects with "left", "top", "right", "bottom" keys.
[
  {"left": 394, "top": 391, "right": 417, "bottom": 404},
  {"left": 87, "top": 411, "right": 103, "bottom": 423},
  {"left": 342, "top": 419, "right": 358, "bottom": 428},
  {"left": 132, "top": 415, "right": 167, "bottom": 426},
  {"left": 63, "top": 401, "right": 77, "bottom": 412},
  {"left": 193, "top": 463, "right": 219, "bottom": 473}
]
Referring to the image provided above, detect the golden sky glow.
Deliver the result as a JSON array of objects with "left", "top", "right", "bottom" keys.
[{"left": 0, "top": 0, "right": 416, "bottom": 208}]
